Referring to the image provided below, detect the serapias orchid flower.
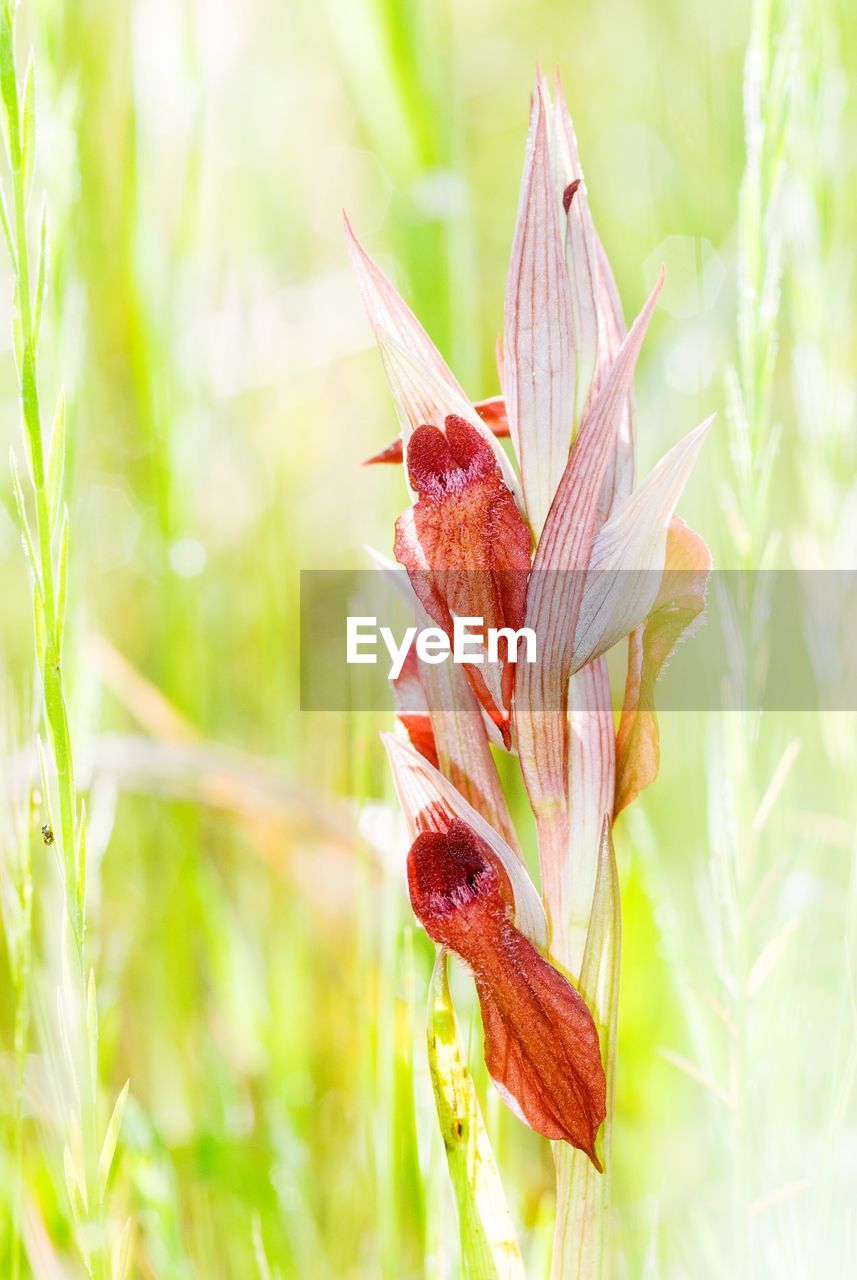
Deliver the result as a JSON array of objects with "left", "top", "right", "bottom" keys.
[
  {"left": 350, "top": 68, "right": 713, "bottom": 1236},
  {"left": 408, "top": 818, "right": 606, "bottom": 1167}
]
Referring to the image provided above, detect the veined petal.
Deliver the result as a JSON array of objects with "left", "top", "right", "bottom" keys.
[
  {"left": 504, "top": 84, "right": 575, "bottom": 535},
  {"left": 366, "top": 547, "right": 516, "bottom": 842},
  {"left": 592, "top": 237, "right": 635, "bottom": 511},
  {"left": 552, "top": 73, "right": 634, "bottom": 509},
  {"left": 407, "top": 819, "right": 605, "bottom": 1166},
  {"left": 571, "top": 415, "right": 714, "bottom": 671},
  {"left": 554, "top": 658, "right": 615, "bottom": 975},
  {"left": 392, "top": 646, "right": 438, "bottom": 767},
  {"left": 394, "top": 416, "right": 531, "bottom": 747},
  {"left": 614, "top": 517, "right": 711, "bottom": 815},
  {"left": 363, "top": 396, "right": 509, "bottom": 467},
  {"left": 378, "top": 331, "right": 523, "bottom": 507},
  {"left": 551, "top": 819, "right": 622, "bottom": 1277},
  {"left": 550, "top": 76, "right": 600, "bottom": 429},
  {"left": 344, "top": 213, "right": 466, "bottom": 397},
  {"left": 514, "top": 276, "right": 663, "bottom": 851},
  {"left": 383, "top": 733, "right": 548, "bottom": 950}
]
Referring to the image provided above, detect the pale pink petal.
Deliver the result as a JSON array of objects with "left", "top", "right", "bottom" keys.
[
  {"left": 362, "top": 397, "right": 509, "bottom": 467},
  {"left": 365, "top": 547, "right": 516, "bottom": 842},
  {"left": 344, "top": 213, "right": 466, "bottom": 397},
  {"left": 514, "top": 275, "right": 663, "bottom": 862},
  {"left": 550, "top": 76, "right": 600, "bottom": 428},
  {"left": 553, "top": 74, "right": 634, "bottom": 509},
  {"left": 377, "top": 331, "right": 523, "bottom": 507},
  {"left": 572, "top": 415, "right": 714, "bottom": 670},
  {"left": 383, "top": 733, "right": 549, "bottom": 950},
  {"left": 504, "top": 86, "right": 575, "bottom": 535},
  {"left": 554, "top": 658, "right": 616, "bottom": 975},
  {"left": 614, "top": 517, "right": 711, "bottom": 815}
]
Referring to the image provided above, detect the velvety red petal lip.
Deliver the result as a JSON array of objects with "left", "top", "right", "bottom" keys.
[
  {"left": 393, "top": 415, "right": 531, "bottom": 750},
  {"left": 408, "top": 818, "right": 606, "bottom": 1167},
  {"left": 363, "top": 398, "right": 510, "bottom": 466}
]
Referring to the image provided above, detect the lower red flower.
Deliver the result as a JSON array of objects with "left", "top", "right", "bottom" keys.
[{"left": 407, "top": 817, "right": 607, "bottom": 1168}]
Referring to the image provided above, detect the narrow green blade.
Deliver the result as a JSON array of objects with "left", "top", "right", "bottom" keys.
[
  {"left": 551, "top": 820, "right": 622, "bottom": 1280},
  {"left": 427, "top": 950, "right": 526, "bottom": 1280}
]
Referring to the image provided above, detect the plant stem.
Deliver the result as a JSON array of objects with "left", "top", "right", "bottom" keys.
[{"left": 1, "top": 6, "right": 112, "bottom": 1275}]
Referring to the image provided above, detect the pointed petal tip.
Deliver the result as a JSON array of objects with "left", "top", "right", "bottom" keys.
[
  {"left": 624, "top": 267, "right": 665, "bottom": 342},
  {"left": 362, "top": 437, "right": 404, "bottom": 466},
  {"left": 342, "top": 209, "right": 360, "bottom": 248}
]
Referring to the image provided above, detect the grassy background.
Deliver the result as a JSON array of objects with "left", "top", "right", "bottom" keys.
[{"left": 0, "top": 0, "right": 855, "bottom": 1275}]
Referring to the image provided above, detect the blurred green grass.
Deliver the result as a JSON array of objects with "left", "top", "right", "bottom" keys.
[{"left": 0, "top": 0, "right": 855, "bottom": 1275}]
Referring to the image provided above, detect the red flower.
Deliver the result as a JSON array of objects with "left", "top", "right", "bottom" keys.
[
  {"left": 407, "top": 817, "right": 607, "bottom": 1168},
  {"left": 394, "top": 415, "right": 531, "bottom": 749}
]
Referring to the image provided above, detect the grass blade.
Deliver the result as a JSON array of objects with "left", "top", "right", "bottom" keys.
[
  {"left": 551, "top": 819, "right": 621, "bottom": 1280},
  {"left": 426, "top": 950, "right": 525, "bottom": 1280}
]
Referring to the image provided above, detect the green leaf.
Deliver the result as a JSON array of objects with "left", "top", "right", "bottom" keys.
[
  {"left": 36, "top": 734, "right": 60, "bottom": 875},
  {"left": 9, "top": 446, "right": 41, "bottom": 596},
  {"left": 86, "top": 965, "right": 98, "bottom": 1113},
  {"left": 11, "top": 280, "right": 22, "bottom": 377},
  {"left": 76, "top": 800, "right": 87, "bottom": 936},
  {"left": 113, "top": 1217, "right": 134, "bottom": 1280},
  {"left": 32, "top": 587, "right": 46, "bottom": 668},
  {"left": 550, "top": 819, "right": 621, "bottom": 1280},
  {"left": 21, "top": 51, "right": 34, "bottom": 204},
  {"left": 426, "top": 950, "right": 525, "bottom": 1280},
  {"left": 63, "top": 1144, "right": 87, "bottom": 1221},
  {"left": 33, "top": 197, "right": 47, "bottom": 349},
  {"left": 98, "top": 1077, "right": 129, "bottom": 1203},
  {"left": 56, "top": 503, "right": 69, "bottom": 643},
  {"left": 46, "top": 390, "right": 65, "bottom": 532},
  {"left": 0, "top": 6, "right": 18, "bottom": 170},
  {"left": 0, "top": 181, "right": 13, "bottom": 261}
]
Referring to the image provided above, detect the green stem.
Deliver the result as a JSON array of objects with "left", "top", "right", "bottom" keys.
[
  {"left": 11, "top": 879, "right": 32, "bottom": 1280},
  {"left": 3, "top": 8, "right": 108, "bottom": 1275}
]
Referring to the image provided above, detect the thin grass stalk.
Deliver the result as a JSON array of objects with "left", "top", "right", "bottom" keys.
[
  {"left": 0, "top": 5, "right": 129, "bottom": 1275},
  {"left": 426, "top": 951, "right": 526, "bottom": 1280},
  {"left": 0, "top": 699, "right": 35, "bottom": 1280},
  {"left": 717, "top": 0, "right": 800, "bottom": 1270},
  {"left": 551, "top": 823, "right": 621, "bottom": 1279}
]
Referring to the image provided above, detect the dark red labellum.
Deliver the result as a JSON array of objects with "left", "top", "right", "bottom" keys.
[{"left": 408, "top": 818, "right": 607, "bottom": 1167}]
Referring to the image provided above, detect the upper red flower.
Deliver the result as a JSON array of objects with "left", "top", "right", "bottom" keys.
[{"left": 394, "top": 415, "right": 531, "bottom": 749}]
